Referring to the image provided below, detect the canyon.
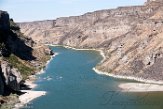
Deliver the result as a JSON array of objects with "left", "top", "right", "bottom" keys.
[{"left": 19, "top": 0, "right": 163, "bottom": 83}]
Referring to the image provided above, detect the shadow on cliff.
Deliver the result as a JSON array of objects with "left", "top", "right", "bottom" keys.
[
  {"left": 9, "top": 30, "right": 36, "bottom": 61},
  {"left": 1, "top": 29, "right": 36, "bottom": 61},
  {"left": 0, "top": 66, "right": 26, "bottom": 96},
  {"left": 0, "top": 66, "right": 6, "bottom": 95}
]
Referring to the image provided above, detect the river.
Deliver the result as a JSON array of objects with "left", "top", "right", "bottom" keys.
[{"left": 23, "top": 46, "right": 163, "bottom": 109}]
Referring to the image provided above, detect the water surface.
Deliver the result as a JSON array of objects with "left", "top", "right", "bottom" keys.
[{"left": 24, "top": 46, "right": 163, "bottom": 109}]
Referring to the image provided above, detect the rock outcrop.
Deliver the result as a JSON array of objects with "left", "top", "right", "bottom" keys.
[
  {"left": 0, "top": 11, "right": 10, "bottom": 30},
  {"left": 19, "top": 0, "right": 163, "bottom": 82},
  {"left": 0, "top": 68, "right": 5, "bottom": 95},
  {"left": 1, "top": 61, "right": 22, "bottom": 93},
  {"left": 0, "top": 10, "right": 52, "bottom": 97}
]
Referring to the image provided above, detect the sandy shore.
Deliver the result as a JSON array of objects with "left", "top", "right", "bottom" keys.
[
  {"left": 14, "top": 53, "right": 57, "bottom": 109},
  {"left": 14, "top": 79, "right": 46, "bottom": 109},
  {"left": 119, "top": 83, "right": 163, "bottom": 92},
  {"left": 14, "top": 90, "right": 46, "bottom": 109}
]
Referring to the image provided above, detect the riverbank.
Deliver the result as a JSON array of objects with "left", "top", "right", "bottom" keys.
[
  {"left": 47, "top": 44, "right": 163, "bottom": 85},
  {"left": 14, "top": 53, "right": 57, "bottom": 109},
  {"left": 47, "top": 44, "right": 163, "bottom": 91},
  {"left": 93, "top": 68, "right": 163, "bottom": 92},
  {"left": 14, "top": 79, "right": 46, "bottom": 109},
  {"left": 119, "top": 83, "right": 163, "bottom": 92},
  {"left": 46, "top": 44, "right": 106, "bottom": 63},
  {"left": 93, "top": 68, "right": 163, "bottom": 85}
]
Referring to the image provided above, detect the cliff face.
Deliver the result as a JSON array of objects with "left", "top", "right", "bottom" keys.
[
  {"left": 0, "top": 11, "right": 10, "bottom": 30},
  {"left": 0, "top": 68, "right": 4, "bottom": 95},
  {"left": 1, "top": 61, "right": 22, "bottom": 93},
  {"left": 19, "top": 0, "right": 163, "bottom": 82},
  {"left": 0, "top": 10, "right": 52, "bottom": 97}
]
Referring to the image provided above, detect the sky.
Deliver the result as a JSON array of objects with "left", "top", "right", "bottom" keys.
[{"left": 0, "top": 0, "right": 146, "bottom": 22}]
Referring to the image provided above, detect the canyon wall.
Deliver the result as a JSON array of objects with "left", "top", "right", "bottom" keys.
[
  {"left": 19, "top": 0, "right": 163, "bottom": 82},
  {"left": 0, "top": 10, "right": 52, "bottom": 96}
]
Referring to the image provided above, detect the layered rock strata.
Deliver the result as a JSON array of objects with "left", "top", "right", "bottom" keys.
[{"left": 19, "top": 0, "right": 163, "bottom": 82}]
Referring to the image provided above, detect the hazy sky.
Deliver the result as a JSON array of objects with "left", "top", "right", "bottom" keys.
[{"left": 0, "top": 0, "right": 146, "bottom": 22}]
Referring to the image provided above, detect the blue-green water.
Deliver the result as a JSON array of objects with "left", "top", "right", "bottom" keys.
[{"left": 24, "top": 46, "right": 163, "bottom": 109}]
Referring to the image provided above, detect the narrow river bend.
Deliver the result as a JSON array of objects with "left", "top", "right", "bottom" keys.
[{"left": 24, "top": 46, "right": 163, "bottom": 109}]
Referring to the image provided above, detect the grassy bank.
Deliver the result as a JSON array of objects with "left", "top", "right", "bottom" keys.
[{"left": 4, "top": 54, "right": 36, "bottom": 80}]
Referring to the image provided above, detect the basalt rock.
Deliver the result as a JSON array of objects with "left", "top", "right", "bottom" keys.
[
  {"left": 1, "top": 61, "right": 22, "bottom": 94},
  {"left": 0, "top": 11, "right": 10, "bottom": 31},
  {"left": 0, "top": 69, "right": 5, "bottom": 95},
  {"left": 0, "top": 10, "right": 52, "bottom": 97},
  {"left": 0, "top": 60, "right": 23, "bottom": 95}
]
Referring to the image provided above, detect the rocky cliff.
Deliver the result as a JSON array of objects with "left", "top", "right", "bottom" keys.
[
  {"left": 19, "top": 0, "right": 163, "bottom": 83},
  {"left": 0, "top": 10, "right": 52, "bottom": 108}
]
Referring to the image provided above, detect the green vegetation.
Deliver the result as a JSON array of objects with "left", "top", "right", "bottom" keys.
[
  {"left": 0, "top": 94, "right": 19, "bottom": 109},
  {"left": 4, "top": 54, "right": 36, "bottom": 79},
  {"left": 41, "top": 55, "right": 51, "bottom": 63},
  {"left": 37, "top": 55, "right": 51, "bottom": 71}
]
